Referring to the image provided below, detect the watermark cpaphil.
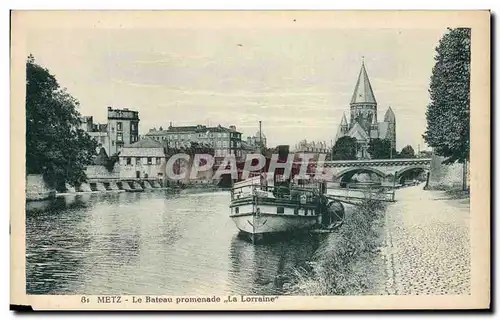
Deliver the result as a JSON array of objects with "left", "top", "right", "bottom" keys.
[{"left": 161, "top": 152, "right": 333, "bottom": 182}]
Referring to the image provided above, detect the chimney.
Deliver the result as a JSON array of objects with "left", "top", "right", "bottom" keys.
[
  {"left": 229, "top": 125, "right": 236, "bottom": 131},
  {"left": 107, "top": 106, "right": 112, "bottom": 110}
]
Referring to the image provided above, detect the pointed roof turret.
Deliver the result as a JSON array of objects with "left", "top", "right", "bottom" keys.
[
  {"left": 340, "top": 112, "right": 348, "bottom": 126},
  {"left": 384, "top": 106, "right": 395, "bottom": 122},
  {"left": 350, "top": 60, "right": 377, "bottom": 105},
  {"left": 371, "top": 114, "right": 377, "bottom": 126}
]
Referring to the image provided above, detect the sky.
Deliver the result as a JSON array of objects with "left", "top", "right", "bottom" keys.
[{"left": 26, "top": 26, "right": 446, "bottom": 151}]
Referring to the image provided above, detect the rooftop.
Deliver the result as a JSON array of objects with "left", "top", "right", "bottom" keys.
[
  {"left": 124, "top": 137, "right": 164, "bottom": 148},
  {"left": 146, "top": 124, "right": 241, "bottom": 135}
]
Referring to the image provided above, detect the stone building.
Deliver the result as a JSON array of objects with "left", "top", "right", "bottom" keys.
[
  {"left": 107, "top": 107, "right": 140, "bottom": 155},
  {"left": 335, "top": 61, "right": 397, "bottom": 159},
  {"left": 145, "top": 124, "right": 242, "bottom": 163},
  {"left": 81, "top": 107, "right": 140, "bottom": 157},
  {"left": 293, "top": 139, "right": 329, "bottom": 154},
  {"left": 246, "top": 129, "right": 267, "bottom": 149},
  {"left": 118, "top": 138, "right": 166, "bottom": 182}
]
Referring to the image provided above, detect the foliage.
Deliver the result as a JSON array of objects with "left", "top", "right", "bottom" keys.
[
  {"left": 423, "top": 28, "right": 470, "bottom": 164},
  {"left": 399, "top": 145, "right": 416, "bottom": 158},
  {"left": 105, "top": 153, "right": 120, "bottom": 172},
  {"left": 289, "top": 196, "right": 387, "bottom": 295},
  {"left": 367, "top": 138, "right": 392, "bottom": 159},
  {"left": 26, "top": 55, "right": 97, "bottom": 188},
  {"left": 331, "top": 136, "right": 358, "bottom": 160}
]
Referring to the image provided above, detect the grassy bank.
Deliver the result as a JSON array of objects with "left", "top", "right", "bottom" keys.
[{"left": 288, "top": 196, "right": 388, "bottom": 295}]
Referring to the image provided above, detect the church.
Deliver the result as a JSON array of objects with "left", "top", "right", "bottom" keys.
[{"left": 335, "top": 60, "right": 396, "bottom": 159}]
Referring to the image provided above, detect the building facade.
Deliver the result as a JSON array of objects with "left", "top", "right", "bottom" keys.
[
  {"left": 145, "top": 124, "right": 242, "bottom": 163},
  {"left": 246, "top": 129, "right": 267, "bottom": 149},
  {"left": 118, "top": 138, "right": 166, "bottom": 181},
  {"left": 80, "top": 116, "right": 109, "bottom": 154},
  {"left": 293, "top": 139, "right": 329, "bottom": 154},
  {"left": 335, "top": 61, "right": 397, "bottom": 159},
  {"left": 107, "top": 107, "right": 140, "bottom": 155},
  {"left": 81, "top": 107, "right": 140, "bottom": 157}
]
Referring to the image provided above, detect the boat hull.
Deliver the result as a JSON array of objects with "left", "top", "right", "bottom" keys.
[{"left": 230, "top": 209, "right": 318, "bottom": 243}]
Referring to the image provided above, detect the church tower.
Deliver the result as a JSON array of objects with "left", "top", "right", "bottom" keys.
[
  {"left": 340, "top": 112, "right": 349, "bottom": 134},
  {"left": 350, "top": 60, "right": 377, "bottom": 134},
  {"left": 384, "top": 106, "right": 396, "bottom": 150}
]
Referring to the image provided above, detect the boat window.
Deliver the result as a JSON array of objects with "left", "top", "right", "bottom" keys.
[
  {"left": 235, "top": 207, "right": 239, "bottom": 214},
  {"left": 277, "top": 207, "right": 284, "bottom": 214}
]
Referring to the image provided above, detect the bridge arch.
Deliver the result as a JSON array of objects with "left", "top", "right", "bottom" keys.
[
  {"left": 395, "top": 165, "right": 429, "bottom": 179},
  {"left": 335, "top": 167, "right": 388, "bottom": 180}
]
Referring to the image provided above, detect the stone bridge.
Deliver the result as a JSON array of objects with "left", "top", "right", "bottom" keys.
[{"left": 322, "top": 158, "right": 432, "bottom": 181}]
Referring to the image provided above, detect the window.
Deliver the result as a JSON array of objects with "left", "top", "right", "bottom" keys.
[
  {"left": 126, "top": 157, "right": 131, "bottom": 165},
  {"left": 136, "top": 157, "right": 140, "bottom": 165},
  {"left": 294, "top": 208, "right": 299, "bottom": 215},
  {"left": 131, "top": 123, "right": 137, "bottom": 131},
  {"left": 112, "top": 140, "right": 115, "bottom": 146},
  {"left": 117, "top": 133, "right": 123, "bottom": 142},
  {"left": 117, "top": 122, "right": 123, "bottom": 131},
  {"left": 147, "top": 157, "right": 152, "bottom": 165},
  {"left": 277, "top": 207, "right": 285, "bottom": 214},
  {"left": 156, "top": 157, "right": 161, "bottom": 164}
]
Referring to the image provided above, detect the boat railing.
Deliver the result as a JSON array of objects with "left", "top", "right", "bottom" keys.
[{"left": 231, "top": 183, "right": 319, "bottom": 203}]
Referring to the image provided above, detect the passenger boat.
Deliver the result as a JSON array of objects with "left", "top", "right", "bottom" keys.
[{"left": 229, "top": 173, "right": 344, "bottom": 243}]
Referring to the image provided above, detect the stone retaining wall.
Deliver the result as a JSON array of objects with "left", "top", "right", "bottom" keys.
[
  {"left": 426, "top": 155, "right": 467, "bottom": 190},
  {"left": 26, "top": 174, "right": 56, "bottom": 201}
]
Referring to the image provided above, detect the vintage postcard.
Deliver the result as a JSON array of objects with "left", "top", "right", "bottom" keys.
[{"left": 10, "top": 10, "right": 490, "bottom": 311}]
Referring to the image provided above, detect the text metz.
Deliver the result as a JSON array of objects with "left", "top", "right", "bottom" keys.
[{"left": 97, "top": 296, "right": 122, "bottom": 303}]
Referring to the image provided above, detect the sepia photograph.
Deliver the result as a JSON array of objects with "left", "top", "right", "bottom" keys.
[{"left": 10, "top": 10, "right": 490, "bottom": 310}]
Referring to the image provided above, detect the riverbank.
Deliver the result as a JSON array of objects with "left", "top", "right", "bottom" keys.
[
  {"left": 29, "top": 184, "right": 228, "bottom": 201},
  {"left": 289, "top": 195, "right": 388, "bottom": 295},
  {"left": 383, "top": 185, "right": 470, "bottom": 295},
  {"left": 289, "top": 183, "right": 470, "bottom": 295}
]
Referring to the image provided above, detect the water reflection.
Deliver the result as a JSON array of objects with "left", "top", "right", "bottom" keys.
[
  {"left": 228, "top": 233, "right": 320, "bottom": 295},
  {"left": 26, "top": 191, "right": 321, "bottom": 295}
]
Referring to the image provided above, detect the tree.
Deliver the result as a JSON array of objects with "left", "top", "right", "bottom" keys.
[
  {"left": 105, "top": 152, "right": 120, "bottom": 172},
  {"left": 400, "top": 145, "right": 416, "bottom": 158},
  {"left": 26, "top": 55, "right": 97, "bottom": 189},
  {"left": 367, "top": 138, "right": 392, "bottom": 159},
  {"left": 423, "top": 28, "right": 470, "bottom": 165},
  {"left": 331, "top": 136, "right": 357, "bottom": 160}
]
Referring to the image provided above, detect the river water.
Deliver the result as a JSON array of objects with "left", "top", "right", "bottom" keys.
[{"left": 26, "top": 191, "right": 322, "bottom": 295}]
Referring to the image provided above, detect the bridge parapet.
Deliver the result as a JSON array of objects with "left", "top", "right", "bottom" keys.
[{"left": 323, "top": 158, "right": 432, "bottom": 168}]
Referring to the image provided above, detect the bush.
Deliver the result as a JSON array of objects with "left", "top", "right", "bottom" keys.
[{"left": 289, "top": 195, "right": 387, "bottom": 295}]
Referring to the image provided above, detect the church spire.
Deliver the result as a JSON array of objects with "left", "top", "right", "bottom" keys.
[
  {"left": 384, "top": 106, "right": 395, "bottom": 122},
  {"left": 340, "top": 112, "right": 348, "bottom": 126},
  {"left": 350, "top": 60, "right": 377, "bottom": 105}
]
